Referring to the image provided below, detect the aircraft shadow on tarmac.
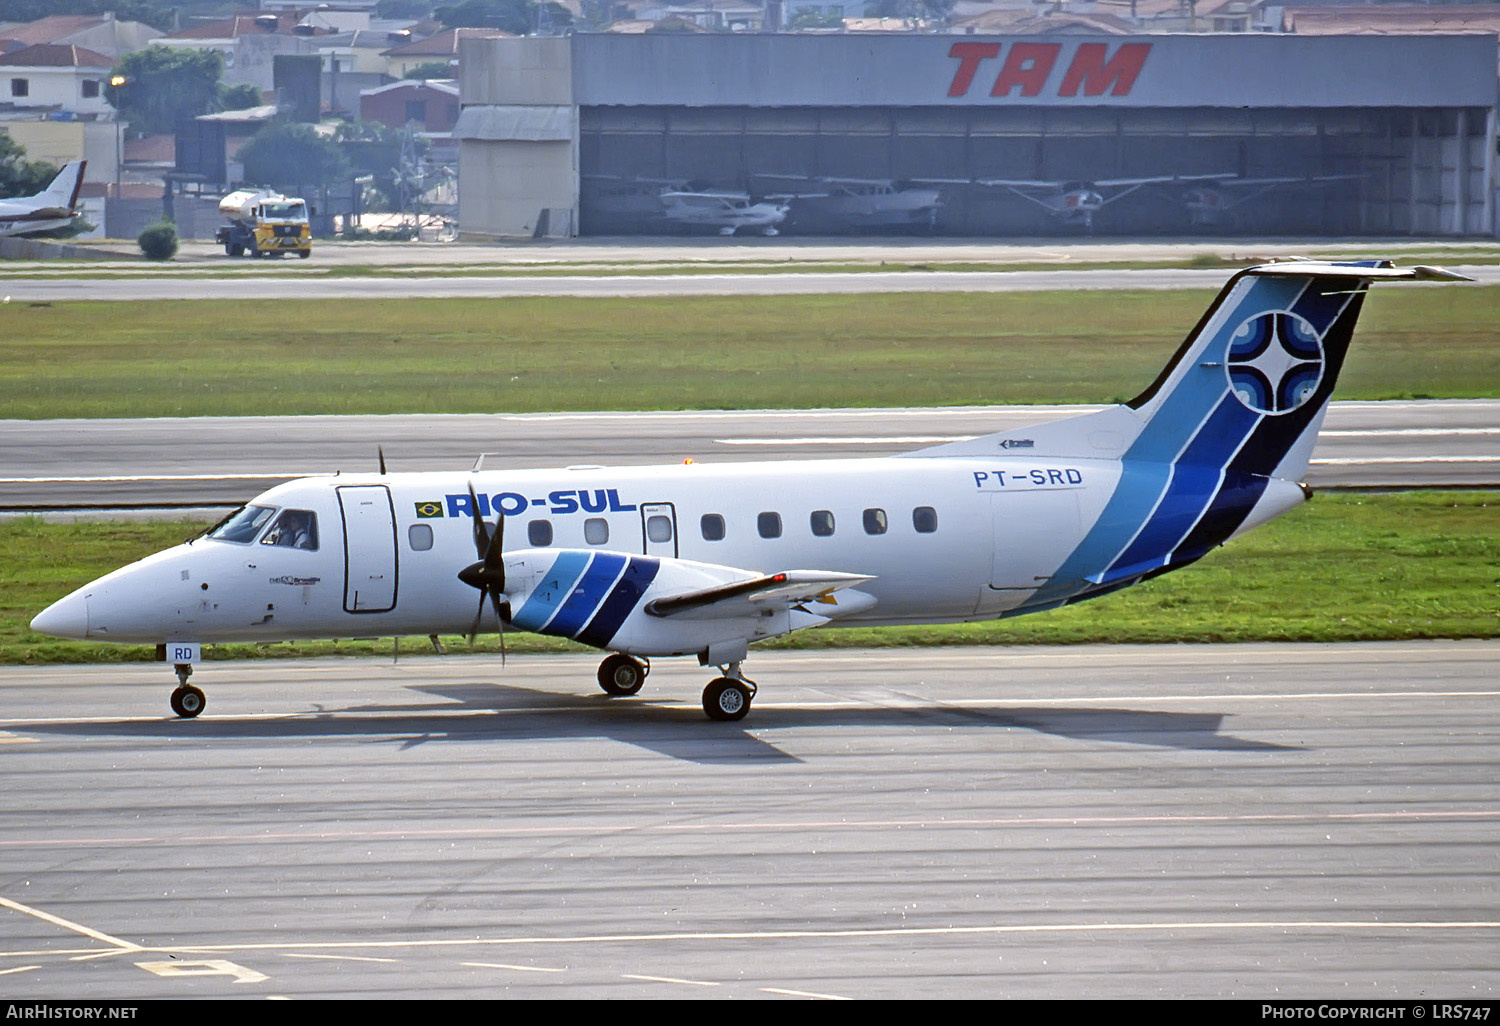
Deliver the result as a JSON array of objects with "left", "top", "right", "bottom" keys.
[{"left": 18, "top": 679, "right": 1296, "bottom": 762}]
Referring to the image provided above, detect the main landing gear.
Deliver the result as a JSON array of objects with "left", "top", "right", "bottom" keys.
[
  {"left": 594, "top": 654, "right": 757, "bottom": 722},
  {"left": 703, "top": 665, "right": 756, "bottom": 722},
  {"left": 169, "top": 662, "right": 206, "bottom": 719},
  {"left": 597, "top": 653, "right": 649, "bottom": 696}
]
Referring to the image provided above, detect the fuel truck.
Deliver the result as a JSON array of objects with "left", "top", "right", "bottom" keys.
[{"left": 214, "top": 188, "right": 312, "bottom": 258}]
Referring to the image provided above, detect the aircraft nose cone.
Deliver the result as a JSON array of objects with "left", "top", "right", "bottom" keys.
[{"left": 30, "top": 591, "right": 88, "bottom": 640}]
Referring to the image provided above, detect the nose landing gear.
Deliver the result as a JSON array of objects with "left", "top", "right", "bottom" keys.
[{"left": 169, "top": 662, "right": 205, "bottom": 719}]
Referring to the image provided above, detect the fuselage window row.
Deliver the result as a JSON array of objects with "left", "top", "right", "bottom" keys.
[{"left": 516, "top": 507, "right": 938, "bottom": 547}]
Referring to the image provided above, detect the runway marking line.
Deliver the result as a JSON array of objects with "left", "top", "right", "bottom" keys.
[
  {"left": 0, "top": 896, "right": 141, "bottom": 952},
  {"left": 0, "top": 807, "right": 1494, "bottom": 854},
  {"left": 14, "top": 918, "right": 1490, "bottom": 962},
  {"left": 621, "top": 973, "right": 719, "bottom": 987},
  {"left": 462, "top": 962, "right": 566, "bottom": 973},
  {"left": 762, "top": 987, "right": 852, "bottom": 1000}
]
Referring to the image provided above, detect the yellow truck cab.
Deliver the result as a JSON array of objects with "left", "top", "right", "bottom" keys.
[{"left": 214, "top": 189, "right": 312, "bottom": 259}]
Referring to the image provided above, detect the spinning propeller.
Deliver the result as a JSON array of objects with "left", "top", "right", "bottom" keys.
[{"left": 456, "top": 483, "right": 511, "bottom": 656}]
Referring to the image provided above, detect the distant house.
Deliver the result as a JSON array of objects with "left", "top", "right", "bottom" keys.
[
  {"left": 0, "top": 13, "right": 162, "bottom": 61},
  {"left": 160, "top": 13, "right": 331, "bottom": 93},
  {"left": 0, "top": 43, "right": 114, "bottom": 117},
  {"left": 381, "top": 27, "right": 508, "bottom": 79},
  {"left": 360, "top": 79, "right": 459, "bottom": 134}
]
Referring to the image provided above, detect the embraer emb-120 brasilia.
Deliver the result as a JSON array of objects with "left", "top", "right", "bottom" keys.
[{"left": 31, "top": 261, "right": 1467, "bottom": 721}]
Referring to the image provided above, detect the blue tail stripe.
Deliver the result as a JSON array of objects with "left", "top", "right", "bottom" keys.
[
  {"left": 1104, "top": 395, "right": 1259, "bottom": 579},
  {"left": 546, "top": 552, "right": 628, "bottom": 639},
  {"left": 575, "top": 557, "right": 660, "bottom": 649},
  {"left": 510, "top": 550, "right": 592, "bottom": 633}
]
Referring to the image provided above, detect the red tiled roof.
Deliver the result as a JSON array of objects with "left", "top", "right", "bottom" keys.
[
  {"left": 0, "top": 15, "right": 106, "bottom": 47},
  {"left": 382, "top": 27, "right": 510, "bottom": 57},
  {"left": 0, "top": 42, "right": 113, "bottom": 68},
  {"left": 169, "top": 14, "right": 330, "bottom": 40}
]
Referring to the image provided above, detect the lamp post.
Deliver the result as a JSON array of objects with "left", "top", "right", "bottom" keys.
[{"left": 108, "top": 74, "right": 128, "bottom": 234}]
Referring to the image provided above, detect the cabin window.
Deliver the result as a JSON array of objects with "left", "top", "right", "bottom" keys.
[
  {"left": 261, "top": 509, "right": 319, "bottom": 550},
  {"left": 757, "top": 511, "right": 782, "bottom": 539},
  {"left": 208, "top": 504, "right": 276, "bottom": 543},
  {"left": 863, "top": 508, "right": 888, "bottom": 535},
  {"left": 584, "top": 518, "right": 609, "bottom": 545},
  {"left": 646, "top": 514, "right": 673, "bottom": 544},
  {"left": 810, "top": 510, "right": 835, "bottom": 537},
  {"left": 408, "top": 523, "right": 433, "bottom": 551},
  {"left": 913, "top": 506, "right": 938, "bottom": 533},
  {"left": 528, "top": 520, "right": 553, "bottom": 546},
  {"left": 701, "top": 513, "right": 725, "bottom": 541}
]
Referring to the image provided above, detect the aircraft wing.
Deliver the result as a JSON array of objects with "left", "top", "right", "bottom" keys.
[
  {"left": 974, "top": 178, "right": 1056, "bottom": 189},
  {"left": 646, "top": 569, "right": 876, "bottom": 620}
]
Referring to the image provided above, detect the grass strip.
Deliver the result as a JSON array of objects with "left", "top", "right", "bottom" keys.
[
  {"left": 3, "top": 287, "right": 1499, "bottom": 419},
  {"left": 5, "top": 491, "right": 1495, "bottom": 666}
]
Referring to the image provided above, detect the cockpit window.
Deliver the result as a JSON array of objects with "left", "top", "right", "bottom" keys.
[
  {"left": 207, "top": 504, "right": 276, "bottom": 543},
  {"left": 260, "top": 509, "right": 319, "bottom": 550}
]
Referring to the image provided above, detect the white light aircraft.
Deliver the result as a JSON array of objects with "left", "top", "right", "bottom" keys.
[
  {"left": 755, "top": 175, "right": 942, "bottom": 231},
  {"left": 0, "top": 159, "right": 86, "bottom": 236},
  {"left": 658, "top": 188, "right": 789, "bottom": 236},
  {"left": 962, "top": 173, "right": 1230, "bottom": 231},
  {"left": 31, "top": 261, "right": 1467, "bottom": 721}
]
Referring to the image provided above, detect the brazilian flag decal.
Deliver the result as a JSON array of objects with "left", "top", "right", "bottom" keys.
[{"left": 414, "top": 500, "right": 444, "bottom": 519}]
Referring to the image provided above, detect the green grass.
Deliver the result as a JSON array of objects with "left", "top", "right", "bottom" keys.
[
  {"left": 7, "top": 491, "right": 1496, "bottom": 665},
  {"left": 3, "top": 286, "right": 1499, "bottom": 418}
]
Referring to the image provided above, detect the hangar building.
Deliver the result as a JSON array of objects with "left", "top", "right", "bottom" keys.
[{"left": 453, "top": 32, "right": 1498, "bottom": 238}]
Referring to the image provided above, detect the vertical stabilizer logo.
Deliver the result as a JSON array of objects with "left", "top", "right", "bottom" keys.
[{"left": 1226, "top": 312, "right": 1325, "bottom": 415}]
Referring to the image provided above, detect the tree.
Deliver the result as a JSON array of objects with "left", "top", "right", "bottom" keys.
[
  {"left": 137, "top": 219, "right": 179, "bottom": 261},
  {"left": 0, "top": 131, "right": 57, "bottom": 198},
  {"left": 219, "top": 82, "right": 264, "bottom": 111},
  {"left": 403, "top": 61, "right": 456, "bottom": 81},
  {"left": 236, "top": 119, "right": 349, "bottom": 199},
  {"left": 435, "top": 0, "right": 573, "bottom": 33},
  {"left": 107, "top": 45, "right": 227, "bottom": 136},
  {"left": 377, "top": 0, "right": 435, "bottom": 17}
]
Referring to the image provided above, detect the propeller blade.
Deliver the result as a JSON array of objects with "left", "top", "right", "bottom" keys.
[{"left": 466, "top": 483, "right": 489, "bottom": 557}]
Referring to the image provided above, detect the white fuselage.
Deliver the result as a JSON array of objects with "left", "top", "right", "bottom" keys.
[{"left": 46, "top": 452, "right": 1173, "bottom": 648}]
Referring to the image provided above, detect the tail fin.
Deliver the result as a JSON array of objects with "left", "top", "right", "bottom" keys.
[
  {"left": 911, "top": 260, "right": 1470, "bottom": 607},
  {"left": 34, "top": 160, "right": 85, "bottom": 213}
]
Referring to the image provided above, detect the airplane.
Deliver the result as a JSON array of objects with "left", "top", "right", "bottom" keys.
[
  {"left": 658, "top": 188, "right": 789, "bottom": 236},
  {"left": 1178, "top": 175, "right": 1363, "bottom": 229},
  {"left": 0, "top": 159, "right": 86, "bottom": 237},
  {"left": 30, "top": 260, "right": 1468, "bottom": 722},
  {"left": 753, "top": 175, "right": 943, "bottom": 231},
  {"left": 952, "top": 173, "right": 1231, "bottom": 232}
]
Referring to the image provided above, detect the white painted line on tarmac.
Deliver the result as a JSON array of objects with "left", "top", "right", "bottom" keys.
[
  {"left": 621, "top": 973, "right": 719, "bottom": 987},
  {"left": 462, "top": 962, "right": 566, "bottom": 973},
  {"left": 0, "top": 896, "right": 142, "bottom": 952}
]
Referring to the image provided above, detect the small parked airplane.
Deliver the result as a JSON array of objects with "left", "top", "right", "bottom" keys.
[
  {"left": 31, "top": 261, "right": 1466, "bottom": 721},
  {"left": 0, "top": 159, "right": 86, "bottom": 237},
  {"left": 658, "top": 188, "right": 789, "bottom": 236},
  {"left": 955, "top": 173, "right": 1231, "bottom": 231},
  {"left": 754, "top": 175, "right": 943, "bottom": 231}
]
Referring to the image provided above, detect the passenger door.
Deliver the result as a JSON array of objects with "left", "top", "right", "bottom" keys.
[{"left": 338, "top": 485, "right": 398, "bottom": 613}]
